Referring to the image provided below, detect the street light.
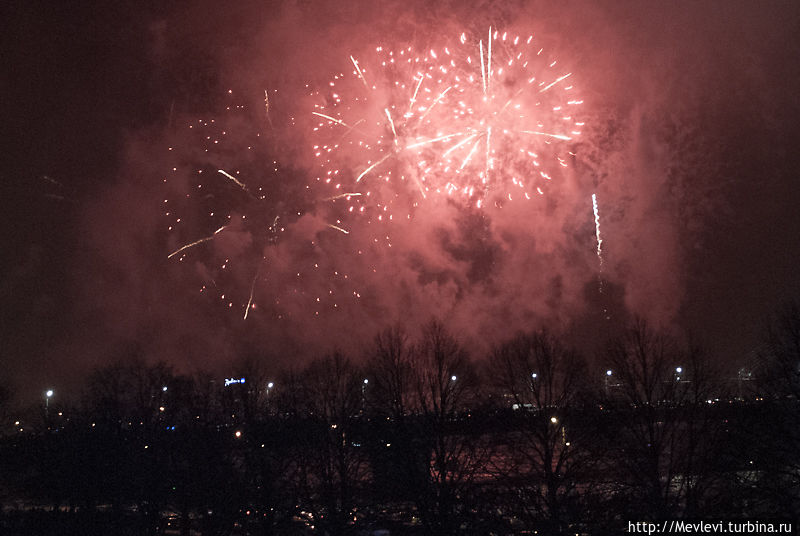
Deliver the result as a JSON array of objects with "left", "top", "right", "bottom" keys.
[
  {"left": 604, "top": 370, "right": 613, "bottom": 396},
  {"left": 451, "top": 375, "right": 457, "bottom": 382}
]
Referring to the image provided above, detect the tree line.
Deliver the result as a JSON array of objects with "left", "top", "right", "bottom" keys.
[{"left": 1, "top": 306, "right": 799, "bottom": 535}]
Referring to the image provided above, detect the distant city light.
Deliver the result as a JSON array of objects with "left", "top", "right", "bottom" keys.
[
  {"left": 531, "top": 373, "right": 538, "bottom": 379},
  {"left": 162, "top": 386, "right": 168, "bottom": 392},
  {"left": 606, "top": 370, "right": 613, "bottom": 376},
  {"left": 676, "top": 367, "right": 683, "bottom": 374},
  {"left": 451, "top": 375, "right": 457, "bottom": 381},
  {"left": 363, "top": 378, "right": 369, "bottom": 385},
  {"left": 224, "top": 377, "right": 246, "bottom": 386},
  {"left": 267, "top": 382, "right": 274, "bottom": 389},
  {"left": 550, "top": 416, "right": 558, "bottom": 424}
]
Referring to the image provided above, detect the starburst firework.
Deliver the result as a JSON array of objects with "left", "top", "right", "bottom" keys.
[{"left": 311, "top": 28, "right": 583, "bottom": 215}]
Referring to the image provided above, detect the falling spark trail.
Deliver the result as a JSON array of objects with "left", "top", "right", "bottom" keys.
[
  {"left": 407, "top": 75, "right": 425, "bottom": 117},
  {"left": 461, "top": 138, "right": 482, "bottom": 170},
  {"left": 327, "top": 224, "right": 350, "bottom": 234},
  {"left": 405, "top": 132, "right": 465, "bottom": 149},
  {"left": 218, "top": 169, "right": 247, "bottom": 191},
  {"left": 324, "top": 192, "right": 362, "bottom": 201},
  {"left": 487, "top": 26, "right": 492, "bottom": 94},
  {"left": 312, "top": 112, "right": 354, "bottom": 129},
  {"left": 442, "top": 134, "right": 477, "bottom": 157},
  {"left": 539, "top": 72, "right": 572, "bottom": 93},
  {"left": 264, "top": 90, "right": 274, "bottom": 129},
  {"left": 356, "top": 153, "right": 391, "bottom": 182},
  {"left": 520, "top": 131, "right": 573, "bottom": 141},
  {"left": 385, "top": 108, "right": 399, "bottom": 145},
  {"left": 416, "top": 87, "right": 452, "bottom": 124},
  {"left": 479, "top": 39, "right": 487, "bottom": 95},
  {"left": 350, "top": 55, "right": 369, "bottom": 89},
  {"left": 168, "top": 226, "right": 227, "bottom": 259},
  {"left": 243, "top": 264, "right": 260, "bottom": 320}
]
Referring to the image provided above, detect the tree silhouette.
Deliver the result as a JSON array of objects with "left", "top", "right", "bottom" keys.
[{"left": 488, "top": 328, "right": 594, "bottom": 533}]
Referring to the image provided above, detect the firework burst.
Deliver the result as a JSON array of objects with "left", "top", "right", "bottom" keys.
[
  {"left": 311, "top": 28, "right": 583, "bottom": 215},
  {"left": 162, "top": 94, "right": 363, "bottom": 321},
  {"left": 163, "top": 30, "right": 585, "bottom": 322}
]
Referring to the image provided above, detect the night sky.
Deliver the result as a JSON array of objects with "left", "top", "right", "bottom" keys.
[{"left": 3, "top": 0, "right": 800, "bottom": 403}]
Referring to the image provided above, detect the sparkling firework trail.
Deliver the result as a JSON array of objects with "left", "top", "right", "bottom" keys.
[
  {"left": 243, "top": 263, "right": 260, "bottom": 320},
  {"left": 592, "top": 193, "right": 603, "bottom": 268},
  {"left": 350, "top": 55, "right": 369, "bottom": 89},
  {"left": 326, "top": 224, "right": 350, "bottom": 235},
  {"left": 592, "top": 193, "right": 610, "bottom": 320},
  {"left": 167, "top": 226, "right": 227, "bottom": 259},
  {"left": 264, "top": 90, "right": 274, "bottom": 130},
  {"left": 217, "top": 169, "right": 252, "bottom": 195},
  {"left": 323, "top": 192, "right": 362, "bottom": 201}
]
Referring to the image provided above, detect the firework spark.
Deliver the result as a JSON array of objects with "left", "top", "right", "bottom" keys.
[{"left": 167, "top": 225, "right": 227, "bottom": 259}]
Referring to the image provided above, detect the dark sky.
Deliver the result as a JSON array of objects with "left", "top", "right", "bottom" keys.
[{"left": 3, "top": 0, "right": 800, "bottom": 403}]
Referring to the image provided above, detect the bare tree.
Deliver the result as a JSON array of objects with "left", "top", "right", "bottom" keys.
[
  {"left": 406, "top": 319, "right": 489, "bottom": 535},
  {"left": 368, "top": 324, "right": 414, "bottom": 420},
  {"left": 489, "top": 329, "right": 593, "bottom": 533},
  {"left": 599, "top": 319, "right": 725, "bottom": 519},
  {"left": 293, "top": 352, "right": 369, "bottom": 535},
  {"left": 748, "top": 300, "right": 800, "bottom": 514},
  {"left": 756, "top": 299, "right": 800, "bottom": 399}
]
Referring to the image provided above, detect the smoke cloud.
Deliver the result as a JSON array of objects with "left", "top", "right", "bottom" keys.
[{"left": 10, "top": 0, "right": 798, "bottom": 398}]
